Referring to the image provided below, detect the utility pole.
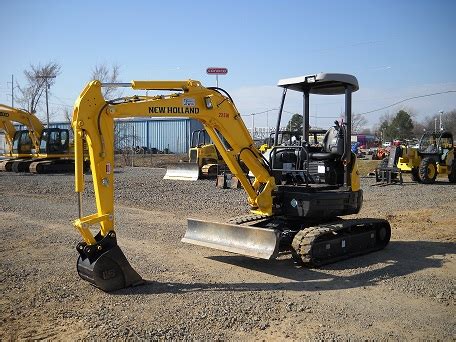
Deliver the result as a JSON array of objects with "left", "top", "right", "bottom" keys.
[
  {"left": 7, "top": 74, "right": 14, "bottom": 107},
  {"left": 11, "top": 74, "right": 13, "bottom": 107},
  {"left": 36, "top": 75, "right": 56, "bottom": 127},
  {"left": 251, "top": 113, "right": 255, "bottom": 139},
  {"left": 439, "top": 110, "right": 444, "bottom": 131}
]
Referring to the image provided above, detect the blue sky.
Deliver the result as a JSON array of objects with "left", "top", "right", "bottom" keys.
[{"left": 1, "top": 0, "right": 455, "bottom": 131}]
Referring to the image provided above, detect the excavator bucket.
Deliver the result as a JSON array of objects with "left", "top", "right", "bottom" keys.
[
  {"left": 183, "top": 219, "right": 280, "bottom": 259},
  {"left": 163, "top": 162, "right": 200, "bottom": 181},
  {"left": 76, "top": 231, "right": 143, "bottom": 292}
]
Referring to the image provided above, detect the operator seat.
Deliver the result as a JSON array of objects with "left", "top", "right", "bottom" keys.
[{"left": 310, "top": 125, "right": 344, "bottom": 161}]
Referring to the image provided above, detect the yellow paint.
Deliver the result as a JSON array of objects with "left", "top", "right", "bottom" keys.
[
  {"left": 0, "top": 120, "right": 15, "bottom": 156},
  {"left": 351, "top": 157, "right": 360, "bottom": 192},
  {"left": 397, "top": 146, "right": 420, "bottom": 172}
]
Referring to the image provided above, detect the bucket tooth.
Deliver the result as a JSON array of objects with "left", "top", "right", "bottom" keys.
[
  {"left": 183, "top": 219, "right": 280, "bottom": 260},
  {"left": 164, "top": 163, "right": 200, "bottom": 181},
  {"left": 76, "top": 231, "right": 143, "bottom": 292}
]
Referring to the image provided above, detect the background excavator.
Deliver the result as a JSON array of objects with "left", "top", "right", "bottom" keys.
[
  {"left": 72, "top": 73, "right": 391, "bottom": 292},
  {"left": 164, "top": 129, "right": 225, "bottom": 181},
  {"left": 0, "top": 104, "right": 43, "bottom": 171},
  {"left": 0, "top": 104, "right": 86, "bottom": 174}
]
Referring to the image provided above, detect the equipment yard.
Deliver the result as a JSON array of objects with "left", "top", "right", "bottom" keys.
[{"left": 1, "top": 164, "right": 455, "bottom": 340}]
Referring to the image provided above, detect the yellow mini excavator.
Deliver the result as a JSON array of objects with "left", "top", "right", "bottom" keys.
[
  {"left": 0, "top": 104, "right": 43, "bottom": 171},
  {"left": 72, "top": 74, "right": 391, "bottom": 291}
]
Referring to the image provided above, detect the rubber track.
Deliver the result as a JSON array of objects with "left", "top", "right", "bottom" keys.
[
  {"left": 291, "top": 218, "right": 390, "bottom": 267},
  {"left": 291, "top": 226, "right": 333, "bottom": 266}
]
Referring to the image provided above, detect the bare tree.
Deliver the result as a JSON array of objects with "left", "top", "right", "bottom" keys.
[
  {"left": 444, "top": 110, "right": 456, "bottom": 135},
  {"left": 63, "top": 107, "right": 72, "bottom": 124},
  {"left": 351, "top": 113, "right": 368, "bottom": 134},
  {"left": 421, "top": 110, "right": 456, "bottom": 136},
  {"left": 91, "top": 63, "right": 122, "bottom": 100},
  {"left": 15, "top": 62, "right": 61, "bottom": 116}
]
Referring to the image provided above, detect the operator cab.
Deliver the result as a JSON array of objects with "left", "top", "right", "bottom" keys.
[
  {"left": 419, "top": 131, "right": 454, "bottom": 164},
  {"left": 39, "top": 128, "right": 70, "bottom": 155},
  {"left": 190, "top": 129, "right": 211, "bottom": 148},
  {"left": 269, "top": 73, "right": 359, "bottom": 187},
  {"left": 12, "top": 130, "right": 33, "bottom": 155}
]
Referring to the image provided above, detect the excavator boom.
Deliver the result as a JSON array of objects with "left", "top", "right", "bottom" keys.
[
  {"left": 0, "top": 104, "right": 44, "bottom": 153},
  {"left": 0, "top": 104, "right": 44, "bottom": 171},
  {"left": 0, "top": 104, "right": 44, "bottom": 150}
]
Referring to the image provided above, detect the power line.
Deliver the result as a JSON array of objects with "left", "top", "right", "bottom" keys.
[
  {"left": 49, "top": 93, "right": 73, "bottom": 108},
  {"left": 49, "top": 102, "right": 73, "bottom": 108},
  {"left": 244, "top": 108, "right": 298, "bottom": 117},
  {"left": 359, "top": 90, "right": 456, "bottom": 115}
]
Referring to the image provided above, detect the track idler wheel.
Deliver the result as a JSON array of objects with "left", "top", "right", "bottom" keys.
[{"left": 76, "top": 231, "right": 143, "bottom": 292}]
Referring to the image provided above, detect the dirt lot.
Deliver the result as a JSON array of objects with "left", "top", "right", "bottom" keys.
[{"left": 0, "top": 161, "right": 455, "bottom": 340}]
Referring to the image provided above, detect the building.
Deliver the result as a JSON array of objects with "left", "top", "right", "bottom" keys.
[
  {"left": 354, "top": 134, "right": 378, "bottom": 148},
  {"left": 12, "top": 118, "right": 203, "bottom": 154},
  {"left": 0, "top": 132, "right": 6, "bottom": 155}
]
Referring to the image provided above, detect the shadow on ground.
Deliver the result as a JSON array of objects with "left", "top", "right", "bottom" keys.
[{"left": 114, "top": 240, "right": 455, "bottom": 295}]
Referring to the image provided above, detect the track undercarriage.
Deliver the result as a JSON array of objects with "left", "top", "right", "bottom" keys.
[
  {"left": 29, "top": 159, "right": 76, "bottom": 174},
  {"left": 0, "top": 158, "right": 29, "bottom": 172},
  {"left": 5, "top": 158, "right": 84, "bottom": 174},
  {"left": 186, "top": 214, "right": 391, "bottom": 267}
]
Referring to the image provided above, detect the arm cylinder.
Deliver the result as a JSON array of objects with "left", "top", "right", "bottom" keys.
[{"left": 74, "top": 128, "right": 85, "bottom": 193}]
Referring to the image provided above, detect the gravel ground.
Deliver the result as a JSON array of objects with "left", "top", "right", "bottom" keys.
[{"left": 0, "top": 165, "right": 455, "bottom": 340}]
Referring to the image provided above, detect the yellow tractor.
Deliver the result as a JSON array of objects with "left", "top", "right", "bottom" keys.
[
  {"left": 397, "top": 131, "right": 455, "bottom": 183},
  {"left": 164, "top": 129, "right": 224, "bottom": 181}
]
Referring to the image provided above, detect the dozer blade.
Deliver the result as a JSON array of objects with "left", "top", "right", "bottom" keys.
[
  {"left": 163, "top": 162, "right": 200, "bottom": 181},
  {"left": 76, "top": 231, "right": 143, "bottom": 292},
  {"left": 183, "top": 219, "right": 280, "bottom": 259}
]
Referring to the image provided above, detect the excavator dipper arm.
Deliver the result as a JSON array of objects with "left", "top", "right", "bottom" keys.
[{"left": 72, "top": 80, "right": 276, "bottom": 291}]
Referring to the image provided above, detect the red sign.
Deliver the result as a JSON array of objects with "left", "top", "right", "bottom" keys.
[{"left": 206, "top": 67, "right": 228, "bottom": 75}]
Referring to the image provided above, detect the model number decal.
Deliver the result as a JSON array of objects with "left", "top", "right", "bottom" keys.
[
  {"left": 0, "top": 111, "right": 9, "bottom": 117},
  {"left": 183, "top": 98, "right": 196, "bottom": 107},
  {"left": 218, "top": 112, "right": 229, "bottom": 118}
]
